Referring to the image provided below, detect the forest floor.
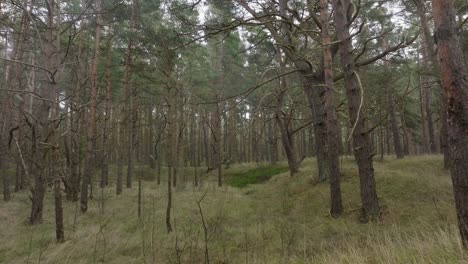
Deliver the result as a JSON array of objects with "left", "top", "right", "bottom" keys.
[{"left": 0, "top": 155, "right": 465, "bottom": 264}]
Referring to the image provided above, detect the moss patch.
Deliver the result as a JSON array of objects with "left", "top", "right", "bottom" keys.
[{"left": 226, "top": 165, "right": 289, "bottom": 188}]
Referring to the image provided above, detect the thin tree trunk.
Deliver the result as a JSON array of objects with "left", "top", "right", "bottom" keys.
[
  {"left": 320, "top": 0, "right": 343, "bottom": 216},
  {"left": 275, "top": 59, "right": 300, "bottom": 176},
  {"left": 413, "top": 0, "right": 439, "bottom": 153},
  {"left": 418, "top": 68, "right": 430, "bottom": 153},
  {"left": 14, "top": 155, "right": 24, "bottom": 192},
  {"left": 383, "top": 38, "right": 404, "bottom": 158},
  {"left": 101, "top": 38, "right": 112, "bottom": 188},
  {"left": 116, "top": 134, "right": 124, "bottom": 195},
  {"left": 127, "top": 96, "right": 137, "bottom": 189},
  {"left": 166, "top": 166, "right": 173, "bottom": 233},
  {"left": 68, "top": 29, "right": 83, "bottom": 203},
  {"left": 81, "top": 0, "right": 102, "bottom": 212},
  {"left": 388, "top": 91, "right": 404, "bottom": 158},
  {"left": 1, "top": 153, "right": 9, "bottom": 201},
  {"left": 53, "top": 1, "right": 64, "bottom": 242},
  {"left": 166, "top": 84, "right": 174, "bottom": 233},
  {"left": 125, "top": 0, "right": 137, "bottom": 189},
  {"left": 138, "top": 178, "right": 142, "bottom": 218},
  {"left": 148, "top": 100, "right": 155, "bottom": 169},
  {"left": 54, "top": 166, "right": 64, "bottom": 242},
  {"left": 216, "top": 101, "right": 222, "bottom": 187}
]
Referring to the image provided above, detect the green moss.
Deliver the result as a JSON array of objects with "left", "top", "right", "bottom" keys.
[{"left": 226, "top": 165, "right": 289, "bottom": 188}]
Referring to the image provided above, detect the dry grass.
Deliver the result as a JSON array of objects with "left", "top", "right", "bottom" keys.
[{"left": 0, "top": 155, "right": 466, "bottom": 263}]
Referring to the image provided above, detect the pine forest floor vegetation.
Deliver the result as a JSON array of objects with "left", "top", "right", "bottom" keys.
[{"left": 0, "top": 156, "right": 466, "bottom": 263}]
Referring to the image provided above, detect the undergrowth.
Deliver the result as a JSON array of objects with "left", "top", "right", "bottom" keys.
[{"left": 0, "top": 155, "right": 464, "bottom": 263}]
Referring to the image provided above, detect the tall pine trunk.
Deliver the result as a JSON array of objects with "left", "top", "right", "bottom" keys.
[
  {"left": 320, "top": 0, "right": 343, "bottom": 216},
  {"left": 432, "top": 0, "right": 468, "bottom": 248},
  {"left": 101, "top": 38, "right": 112, "bottom": 188},
  {"left": 81, "top": 0, "right": 102, "bottom": 212},
  {"left": 166, "top": 85, "right": 174, "bottom": 233},
  {"left": 333, "top": 0, "right": 380, "bottom": 222}
]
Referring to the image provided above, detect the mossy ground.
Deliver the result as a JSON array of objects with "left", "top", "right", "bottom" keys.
[
  {"left": 225, "top": 165, "right": 289, "bottom": 188},
  {"left": 0, "top": 155, "right": 465, "bottom": 263}
]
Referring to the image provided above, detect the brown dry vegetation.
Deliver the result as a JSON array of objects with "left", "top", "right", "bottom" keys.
[{"left": 0, "top": 155, "right": 464, "bottom": 264}]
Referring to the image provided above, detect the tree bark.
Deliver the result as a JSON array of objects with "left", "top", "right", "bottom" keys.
[
  {"left": 125, "top": 0, "right": 137, "bottom": 189},
  {"left": 116, "top": 116, "right": 124, "bottom": 195},
  {"left": 30, "top": 0, "right": 59, "bottom": 224},
  {"left": 1, "top": 152, "right": 9, "bottom": 201},
  {"left": 101, "top": 38, "right": 112, "bottom": 188},
  {"left": 148, "top": 100, "right": 155, "bottom": 169},
  {"left": 53, "top": 0, "right": 64, "bottom": 242},
  {"left": 414, "top": 0, "right": 449, "bottom": 158},
  {"left": 320, "top": 0, "right": 343, "bottom": 216},
  {"left": 81, "top": 0, "right": 102, "bottom": 212},
  {"left": 166, "top": 85, "right": 174, "bottom": 233},
  {"left": 388, "top": 94, "right": 404, "bottom": 159},
  {"left": 215, "top": 101, "right": 223, "bottom": 186},
  {"left": 432, "top": 0, "right": 468, "bottom": 248},
  {"left": 274, "top": 60, "right": 300, "bottom": 176},
  {"left": 332, "top": 0, "right": 380, "bottom": 222},
  {"left": 54, "top": 167, "right": 64, "bottom": 242}
]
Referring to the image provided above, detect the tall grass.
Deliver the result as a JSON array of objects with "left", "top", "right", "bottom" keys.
[{"left": 0, "top": 155, "right": 465, "bottom": 263}]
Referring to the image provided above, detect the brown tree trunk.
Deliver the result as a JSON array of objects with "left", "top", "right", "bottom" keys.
[
  {"left": 275, "top": 112, "right": 299, "bottom": 175},
  {"left": 275, "top": 60, "right": 300, "bottom": 176},
  {"left": 421, "top": 43, "right": 437, "bottom": 154},
  {"left": 320, "top": 0, "right": 343, "bottom": 217},
  {"left": 440, "top": 100, "right": 450, "bottom": 168},
  {"left": 2, "top": 0, "right": 32, "bottom": 198},
  {"left": 66, "top": 29, "right": 83, "bottom": 202},
  {"left": 333, "top": 0, "right": 380, "bottom": 222},
  {"left": 432, "top": 0, "right": 468, "bottom": 248},
  {"left": 81, "top": 0, "right": 102, "bottom": 212},
  {"left": 0, "top": 153, "right": 9, "bottom": 201},
  {"left": 414, "top": 0, "right": 445, "bottom": 155},
  {"left": 216, "top": 101, "right": 223, "bottom": 187},
  {"left": 53, "top": 1, "right": 64, "bottom": 242},
  {"left": 166, "top": 85, "right": 174, "bottom": 233},
  {"left": 166, "top": 165, "right": 173, "bottom": 233},
  {"left": 125, "top": 0, "right": 137, "bottom": 189},
  {"left": 418, "top": 69, "right": 430, "bottom": 153},
  {"left": 383, "top": 38, "right": 404, "bottom": 158},
  {"left": 116, "top": 115, "right": 124, "bottom": 195},
  {"left": 127, "top": 95, "right": 137, "bottom": 188},
  {"left": 172, "top": 97, "right": 180, "bottom": 188},
  {"left": 148, "top": 100, "right": 155, "bottom": 169},
  {"left": 388, "top": 96, "right": 404, "bottom": 159},
  {"left": 400, "top": 114, "right": 411, "bottom": 155},
  {"left": 54, "top": 165, "right": 64, "bottom": 242},
  {"left": 304, "top": 77, "right": 329, "bottom": 181},
  {"left": 14, "top": 155, "right": 24, "bottom": 192},
  {"left": 101, "top": 39, "right": 112, "bottom": 188},
  {"left": 138, "top": 178, "right": 142, "bottom": 218},
  {"left": 30, "top": 0, "right": 60, "bottom": 224}
]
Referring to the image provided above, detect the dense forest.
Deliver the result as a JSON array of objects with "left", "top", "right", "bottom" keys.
[{"left": 0, "top": 0, "right": 468, "bottom": 263}]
